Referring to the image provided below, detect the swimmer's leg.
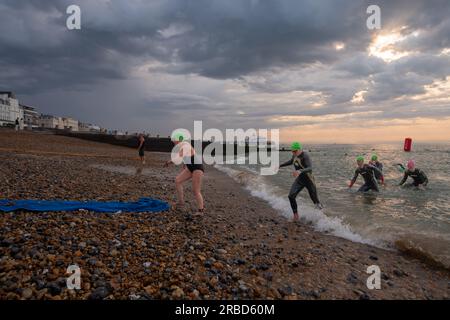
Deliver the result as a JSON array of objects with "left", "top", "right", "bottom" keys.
[
  {"left": 304, "top": 175, "right": 320, "bottom": 205},
  {"left": 358, "top": 184, "right": 371, "bottom": 192},
  {"left": 175, "top": 168, "right": 192, "bottom": 208},
  {"left": 191, "top": 170, "right": 204, "bottom": 212},
  {"left": 288, "top": 180, "right": 305, "bottom": 220}
]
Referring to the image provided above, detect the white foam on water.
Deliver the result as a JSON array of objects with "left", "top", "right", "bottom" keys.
[
  {"left": 223, "top": 155, "right": 248, "bottom": 165},
  {"left": 215, "top": 164, "right": 377, "bottom": 246}
]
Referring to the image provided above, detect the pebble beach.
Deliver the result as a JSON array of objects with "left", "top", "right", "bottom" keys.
[{"left": 0, "top": 130, "right": 448, "bottom": 300}]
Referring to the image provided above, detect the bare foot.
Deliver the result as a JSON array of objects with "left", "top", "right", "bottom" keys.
[
  {"left": 192, "top": 209, "right": 205, "bottom": 217},
  {"left": 172, "top": 202, "right": 185, "bottom": 211},
  {"left": 292, "top": 213, "right": 299, "bottom": 222}
]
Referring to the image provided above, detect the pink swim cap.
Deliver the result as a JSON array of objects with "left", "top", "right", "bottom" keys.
[{"left": 407, "top": 159, "right": 415, "bottom": 170}]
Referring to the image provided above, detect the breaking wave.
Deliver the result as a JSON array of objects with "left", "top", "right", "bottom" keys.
[{"left": 214, "top": 164, "right": 377, "bottom": 246}]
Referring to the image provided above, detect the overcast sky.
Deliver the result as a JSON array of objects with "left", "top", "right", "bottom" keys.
[{"left": 1, "top": 0, "right": 449, "bottom": 143}]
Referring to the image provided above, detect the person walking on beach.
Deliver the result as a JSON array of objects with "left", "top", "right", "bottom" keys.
[
  {"left": 137, "top": 134, "right": 146, "bottom": 165},
  {"left": 279, "top": 142, "right": 323, "bottom": 221},
  {"left": 164, "top": 132, "right": 205, "bottom": 215},
  {"left": 369, "top": 154, "right": 383, "bottom": 183},
  {"left": 398, "top": 160, "right": 428, "bottom": 188},
  {"left": 15, "top": 118, "right": 19, "bottom": 131},
  {"left": 348, "top": 156, "right": 384, "bottom": 192}
]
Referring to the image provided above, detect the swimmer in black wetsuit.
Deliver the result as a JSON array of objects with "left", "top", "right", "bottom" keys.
[
  {"left": 368, "top": 154, "right": 383, "bottom": 183},
  {"left": 164, "top": 132, "right": 205, "bottom": 215},
  {"left": 399, "top": 160, "right": 428, "bottom": 187},
  {"left": 137, "top": 134, "right": 146, "bottom": 164},
  {"left": 279, "top": 142, "right": 323, "bottom": 221},
  {"left": 349, "top": 156, "right": 384, "bottom": 192}
]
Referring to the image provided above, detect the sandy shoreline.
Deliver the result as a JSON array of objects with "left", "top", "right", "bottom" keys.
[{"left": 0, "top": 130, "right": 448, "bottom": 300}]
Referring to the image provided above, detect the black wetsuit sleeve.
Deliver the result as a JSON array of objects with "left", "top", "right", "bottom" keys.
[
  {"left": 350, "top": 169, "right": 359, "bottom": 185},
  {"left": 279, "top": 156, "right": 294, "bottom": 168},
  {"left": 300, "top": 152, "right": 313, "bottom": 173},
  {"left": 368, "top": 165, "right": 382, "bottom": 177},
  {"left": 399, "top": 172, "right": 408, "bottom": 185}
]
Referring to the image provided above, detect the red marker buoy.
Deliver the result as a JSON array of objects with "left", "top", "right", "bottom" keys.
[{"left": 404, "top": 137, "right": 412, "bottom": 152}]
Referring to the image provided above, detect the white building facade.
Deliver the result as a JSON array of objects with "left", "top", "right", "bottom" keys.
[
  {"left": 20, "top": 104, "right": 39, "bottom": 129},
  {"left": 79, "top": 122, "right": 101, "bottom": 132},
  {"left": 37, "top": 114, "right": 64, "bottom": 129},
  {"left": 0, "top": 92, "right": 24, "bottom": 126},
  {"left": 37, "top": 115, "right": 79, "bottom": 131},
  {"left": 62, "top": 117, "right": 79, "bottom": 131}
]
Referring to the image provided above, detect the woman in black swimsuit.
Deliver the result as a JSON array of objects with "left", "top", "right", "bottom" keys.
[
  {"left": 137, "top": 134, "right": 145, "bottom": 165},
  {"left": 164, "top": 133, "right": 205, "bottom": 215}
]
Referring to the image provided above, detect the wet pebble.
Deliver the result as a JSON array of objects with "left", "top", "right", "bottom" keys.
[
  {"left": 47, "top": 282, "right": 62, "bottom": 296},
  {"left": 21, "top": 288, "right": 33, "bottom": 299},
  {"left": 88, "top": 287, "right": 111, "bottom": 300},
  {"left": 393, "top": 269, "right": 407, "bottom": 277},
  {"left": 347, "top": 272, "right": 359, "bottom": 284}
]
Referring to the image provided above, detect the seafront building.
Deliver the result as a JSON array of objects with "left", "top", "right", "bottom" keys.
[
  {"left": 0, "top": 91, "right": 23, "bottom": 127},
  {"left": 36, "top": 115, "right": 78, "bottom": 131},
  {"left": 37, "top": 114, "right": 64, "bottom": 129},
  {"left": 20, "top": 104, "right": 39, "bottom": 129},
  {"left": 1, "top": 91, "right": 102, "bottom": 133},
  {"left": 62, "top": 117, "right": 79, "bottom": 131},
  {"left": 79, "top": 122, "right": 101, "bottom": 133}
]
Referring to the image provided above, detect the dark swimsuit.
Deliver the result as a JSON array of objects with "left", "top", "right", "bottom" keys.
[
  {"left": 184, "top": 155, "right": 204, "bottom": 173},
  {"left": 138, "top": 139, "right": 145, "bottom": 157}
]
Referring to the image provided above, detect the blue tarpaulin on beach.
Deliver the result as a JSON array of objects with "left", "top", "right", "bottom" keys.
[{"left": 0, "top": 197, "right": 170, "bottom": 213}]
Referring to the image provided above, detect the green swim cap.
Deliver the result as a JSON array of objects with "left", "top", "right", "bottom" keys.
[
  {"left": 371, "top": 154, "right": 378, "bottom": 161},
  {"left": 356, "top": 155, "right": 365, "bottom": 162},
  {"left": 171, "top": 132, "right": 184, "bottom": 142},
  {"left": 291, "top": 142, "right": 302, "bottom": 151}
]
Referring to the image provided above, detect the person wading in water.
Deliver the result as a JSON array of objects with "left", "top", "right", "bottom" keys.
[{"left": 279, "top": 142, "right": 323, "bottom": 221}]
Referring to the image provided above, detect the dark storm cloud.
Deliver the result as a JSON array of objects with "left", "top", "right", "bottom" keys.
[
  {"left": 0, "top": 0, "right": 450, "bottom": 133},
  {"left": 0, "top": 0, "right": 370, "bottom": 91}
]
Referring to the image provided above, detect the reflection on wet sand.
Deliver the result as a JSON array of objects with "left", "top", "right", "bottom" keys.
[{"left": 91, "top": 164, "right": 151, "bottom": 176}]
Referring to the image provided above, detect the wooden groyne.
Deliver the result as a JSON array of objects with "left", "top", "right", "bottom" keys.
[{"left": 55, "top": 131, "right": 273, "bottom": 154}]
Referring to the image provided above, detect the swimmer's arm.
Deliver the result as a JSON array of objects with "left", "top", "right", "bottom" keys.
[
  {"left": 368, "top": 164, "right": 380, "bottom": 174},
  {"left": 164, "top": 159, "right": 172, "bottom": 167},
  {"left": 370, "top": 165, "right": 384, "bottom": 184},
  {"left": 279, "top": 156, "right": 294, "bottom": 168},
  {"left": 165, "top": 145, "right": 185, "bottom": 166},
  {"left": 299, "top": 152, "right": 312, "bottom": 174},
  {"left": 396, "top": 163, "right": 406, "bottom": 173},
  {"left": 349, "top": 170, "right": 358, "bottom": 188},
  {"left": 178, "top": 141, "right": 193, "bottom": 157},
  {"left": 398, "top": 172, "right": 408, "bottom": 185}
]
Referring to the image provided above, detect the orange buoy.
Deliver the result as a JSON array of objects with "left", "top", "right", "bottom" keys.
[{"left": 404, "top": 137, "right": 412, "bottom": 152}]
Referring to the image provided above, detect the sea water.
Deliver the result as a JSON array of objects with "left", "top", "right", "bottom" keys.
[{"left": 215, "top": 142, "right": 450, "bottom": 268}]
